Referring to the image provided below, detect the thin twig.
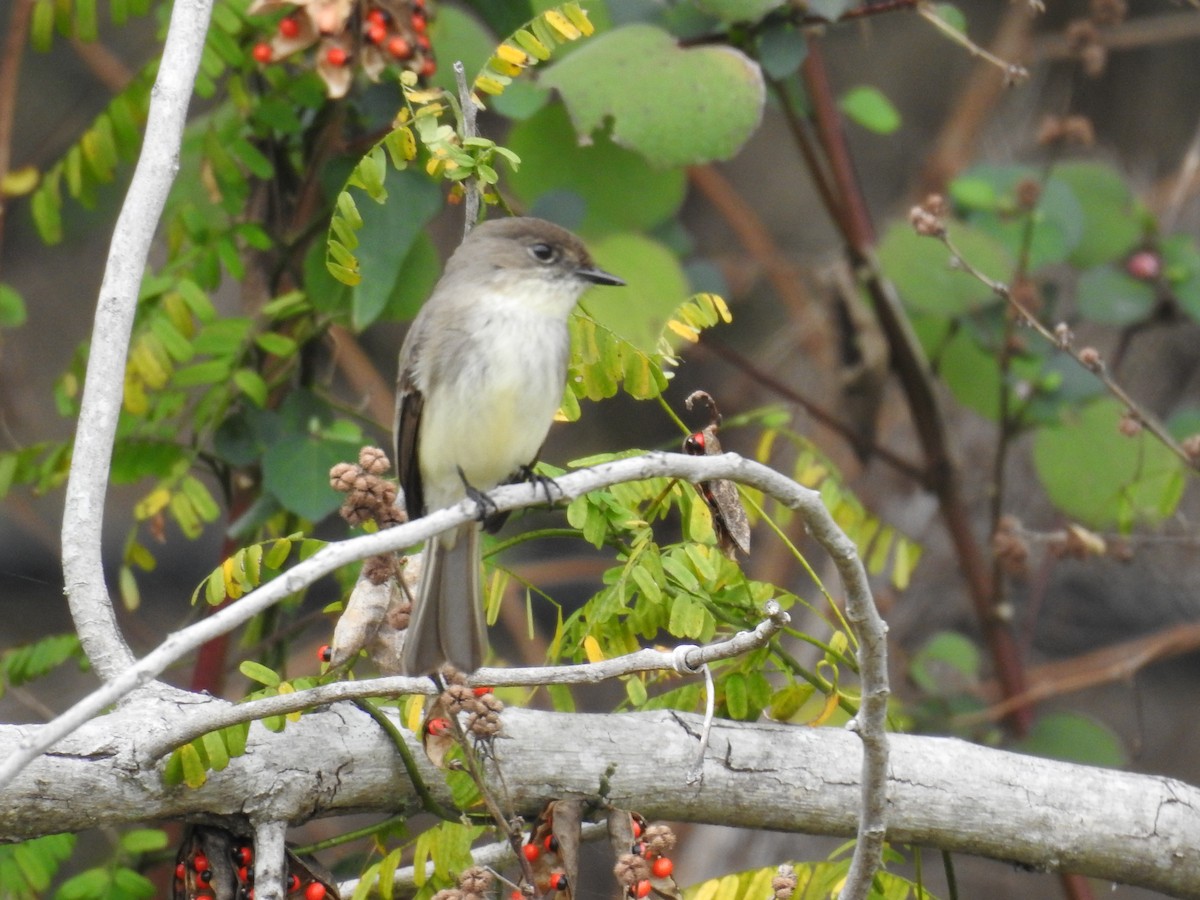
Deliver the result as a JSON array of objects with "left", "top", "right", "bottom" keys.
[
  {"left": 935, "top": 229, "right": 1200, "bottom": 471},
  {"left": 454, "top": 60, "right": 480, "bottom": 233},
  {"left": 61, "top": 0, "right": 215, "bottom": 681}
]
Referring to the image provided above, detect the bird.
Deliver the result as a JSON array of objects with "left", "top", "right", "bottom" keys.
[{"left": 393, "top": 216, "right": 624, "bottom": 674}]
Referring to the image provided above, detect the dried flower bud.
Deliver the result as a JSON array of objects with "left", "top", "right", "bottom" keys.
[
  {"left": 1182, "top": 434, "right": 1200, "bottom": 462},
  {"left": 359, "top": 445, "right": 391, "bottom": 474},
  {"left": 773, "top": 865, "right": 799, "bottom": 900},
  {"left": 909, "top": 195, "right": 947, "bottom": 237},
  {"left": 1015, "top": 177, "right": 1042, "bottom": 211},
  {"left": 1078, "top": 346, "right": 1102, "bottom": 369},
  {"left": 330, "top": 462, "right": 358, "bottom": 492},
  {"left": 362, "top": 554, "right": 394, "bottom": 585},
  {"left": 614, "top": 853, "right": 650, "bottom": 886},
  {"left": 459, "top": 867, "right": 493, "bottom": 894},
  {"left": 1054, "top": 322, "right": 1073, "bottom": 349},
  {"left": 444, "top": 683, "right": 474, "bottom": 713},
  {"left": 1118, "top": 411, "right": 1143, "bottom": 437},
  {"left": 643, "top": 824, "right": 677, "bottom": 856},
  {"left": 1009, "top": 277, "right": 1042, "bottom": 315},
  {"left": 992, "top": 515, "right": 1030, "bottom": 577}
]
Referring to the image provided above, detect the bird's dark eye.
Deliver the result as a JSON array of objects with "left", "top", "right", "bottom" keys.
[{"left": 528, "top": 242, "right": 558, "bottom": 263}]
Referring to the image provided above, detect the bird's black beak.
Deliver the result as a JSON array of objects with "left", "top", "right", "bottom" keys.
[{"left": 578, "top": 266, "right": 625, "bottom": 286}]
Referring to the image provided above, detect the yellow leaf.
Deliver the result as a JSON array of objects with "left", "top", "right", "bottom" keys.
[
  {"left": 583, "top": 634, "right": 605, "bottom": 663},
  {"left": 808, "top": 689, "right": 840, "bottom": 727},
  {"left": 494, "top": 42, "right": 529, "bottom": 66},
  {"left": 543, "top": 9, "right": 581, "bottom": 40},
  {"left": 405, "top": 695, "right": 425, "bottom": 732},
  {"left": 222, "top": 557, "right": 243, "bottom": 599},
  {"left": 473, "top": 75, "right": 508, "bottom": 95},
  {"left": 666, "top": 318, "right": 700, "bottom": 342},
  {"left": 562, "top": 2, "right": 595, "bottom": 36},
  {"left": 1, "top": 165, "right": 39, "bottom": 197},
  {"left": 488, "top": 56, "right": 525, "bottom": 78},
  {"left": 134, "top": 488, "right": 171, "bottom": 520}
]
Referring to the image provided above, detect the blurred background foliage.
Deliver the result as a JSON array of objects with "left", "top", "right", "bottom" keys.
[{"left": 3, "top": 0, "right": 1200, "bottom": 897}]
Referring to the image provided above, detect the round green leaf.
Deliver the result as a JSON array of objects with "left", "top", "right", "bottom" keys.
[
  {"left": 877, "top": 219, "right": 1012, "bottom": 316},
  {"left": 262, "top": 435, "right": 356, "bottom": 521},
  {"left": 1015, "top": 711, "right": 1126, "bottom": 768},
  {"left": 1075, "top": 265, "right": 1157, "bottom": 325},
  {"left": 1032, "top": 397, "right": 1186, "bottom": 529},
  {"left": 506, "top": 103, "right": 686, "bottom": 233},
  {"left": 839, "top": 85, "right": 900, "bottom": 135},
  {"left": 1055, "top": 161, "right": 1142, "bottom": 268},
  {"left": 580, "top": 232, "right": 689, "bottom": 353},
  {"left": 540, "top": 24, "right": 765, "bottom": 168}
]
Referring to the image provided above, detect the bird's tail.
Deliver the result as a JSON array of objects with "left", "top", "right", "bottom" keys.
[{"left": 400, "top": 523, "right": 486, "bottom": 674}]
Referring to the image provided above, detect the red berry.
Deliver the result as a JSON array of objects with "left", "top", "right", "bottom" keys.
[
  {"left": 410, "top": 12, "right": 426, "bottom": 33},
  {"left": 549, "top": 872, "right": 568, "bottom": 891},
  {"left": 278, "top": 16, "right": 299, "bottom": 37},
  {"left": 366, "top": 8, "right": 386, "bottom": 25},
  {"left": 419, "top": 57, "right": 436, "bottom": 77},
  {"left": 543, "top": 835, "right": 559, "bottom": 853},
  {"left": 367, "top": 22, "right": 386, "bottom": 43},
  {"left": 237, "top": 865, "right": 250, "bottom": 882},
  {"left": 472, "top": 685, "right": 493, "bottom": 696},
  {"left": 426, "top": 717, "right": 451, "bottom": 736},
  {"left": 416, "top": 33, "right": 430, "bottom": 50},
  {"left": 521, "top": 843, "right": 540, "bottom": 862},
  {"left": 288, "top": 873, "right": 302, "bottom": 891},
  {"left": 305, "top": 882, "right": 327, "bottom": 900},
  {"left": 631, "top": 819, "right": 643, "bottom": 838},
  {"left": 634, "top": 879, "right": 652, "bottom": 898},
  {"left": 175, "top": 863, "right": 186, "bottom": 880},
  {"left": 252, "top": 42, "right": 273, "bottom": 63},
  {"left": 386, "top": 36, "right": 411, "bottom": 59},
  {"left": 318, "top": 644, "right": 331, "bottom": 663},
  {"left": 235, "top": 846, "right": 253, "bottom": 866},
  {"left": 193, "top": 853, "right": 209, "bottom": 873},
  {"left": 510, "top": 892, "right": 522, "bottom": 900},
  {"left": 326, "top": 46, "right": 348, "bottom": 66},
  {"left": 651, "top": 856, "right": 673, "bottom": 878},
  {"left": 1126, "top": 250, "right": 1162, "bottom": 281}
]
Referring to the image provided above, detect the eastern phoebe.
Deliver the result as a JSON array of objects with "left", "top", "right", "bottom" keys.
[{"left": 394, "top": 217, "right": 624, "bottom": 674}]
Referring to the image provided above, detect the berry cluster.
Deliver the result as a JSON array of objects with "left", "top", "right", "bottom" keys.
[
  {"left": 614, "top": 818, "right": 677, "bottom": 898},
  {"left": 329, "top": 446, "right": 404, "bottom": 529},
  {"left": 249, "top": 0, "right": 435, "bottom": 98},
  {"left": 172, "top": 827, "right": 334, "bottom": 900}
]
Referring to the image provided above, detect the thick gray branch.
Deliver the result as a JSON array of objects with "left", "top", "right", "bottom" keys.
[
  {"left": 0, "top": 702, "right": 1196, "bottom": 898},
  {"left": 60, "top": 0, "right": 214, "bottom": 680}
]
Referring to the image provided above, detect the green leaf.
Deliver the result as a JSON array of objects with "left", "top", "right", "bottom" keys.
[
  {"left": 1055, "top": 161, "right": 1142, "bottom": 268},
  {"left": 118, "top": 829, "right": 168, "bottom": 854},
  {"left": 909, "top": 631, "right": 980, "bottom": 695},
  {"left": 239, "top": 660, "right": 281, "bottom": 687},
  {"left": 233, "top": 368, "right": 269, "bottom": 407},
  {"left": 581, "top": 232, "right": 689, "bottom": 353},
  {"left": 255, "top": 331, "right": 297, "bottom": 357},
  {"left": 179, "top": 742, "right": 208, "bottom": 789},
  {"left": 1015, "top": 711, "right": 1126, "bottom": 768},
  {"left": 694, "top": 0, "right": 784, "bottom": 24},
  {"left": 349, "top": 167, "right": 442, "bottom": 330},
  {"left": 756, "top": 21, "right": 806, "bottom": 79},
  {"left": 540, "top": 24, "right": 765, "bottom": 168},
  {"left": 262, "top": 435, "right": 355, "bottom": 520},
  {"left": 839, "top": 85, "right": 901, "bottom": 135},
  {"left": 506, "top": 103, "right": 686, "bottom": 233},
  {"left": 0, "top": 284, "right": 27, "bottom": 327},
  {"left": 1032, "top": 398, "right": 1187, "bottom": 529},
  {"left": 1075, "top": 265, "right": 1157, "bottom": 325},
  {"left": 878, "top": 219, "right": 1012, "bottom": 316}
]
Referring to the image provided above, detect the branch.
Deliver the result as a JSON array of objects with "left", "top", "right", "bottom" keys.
[
  {"left": 2, "top": 703, "right": 1199, "bottom": 897},
  {"left": 0, "top": 451, "right": 865, "bottom": 790},
  {"left": 143, "top": 605, "right": 791, "bottom": 759},
  {"left": 60, "top": 0, "right": 215, "bottom": 680}
]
